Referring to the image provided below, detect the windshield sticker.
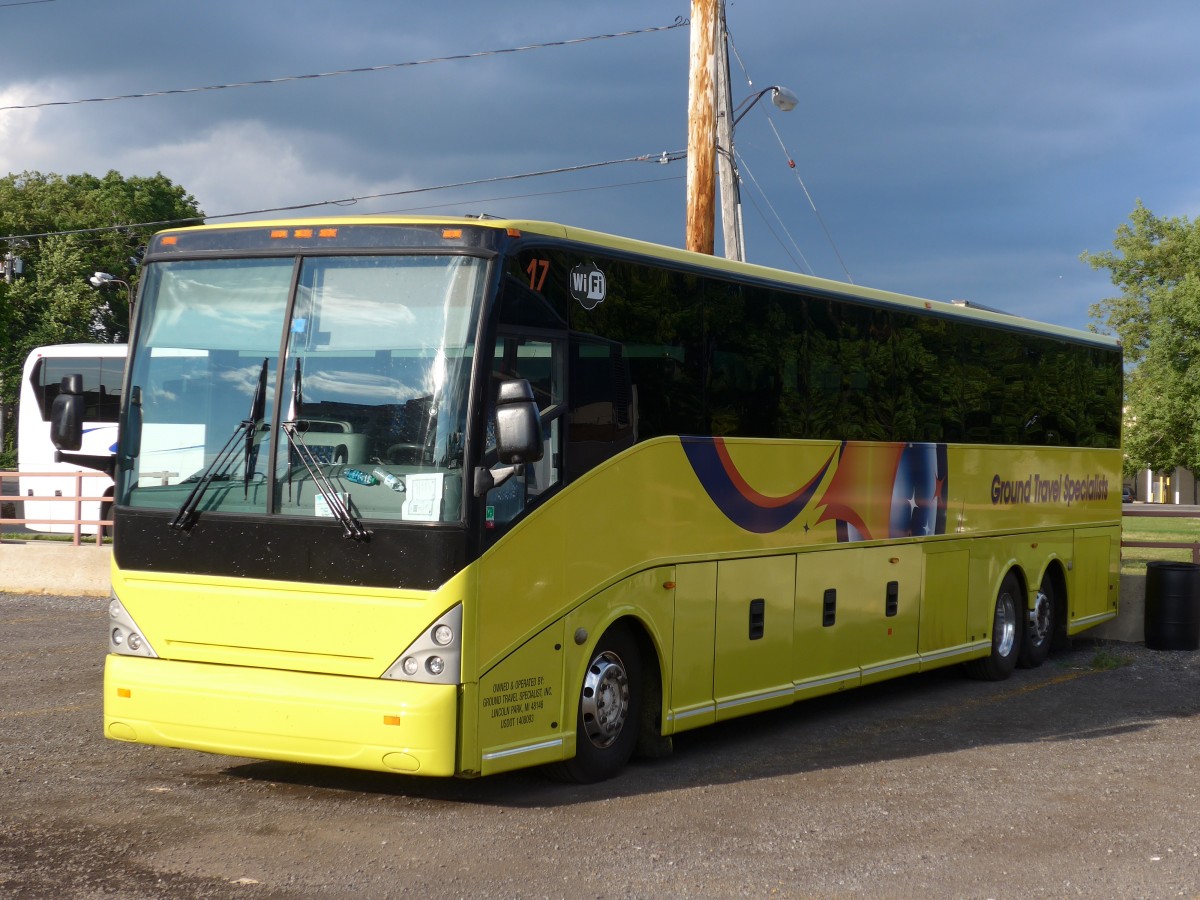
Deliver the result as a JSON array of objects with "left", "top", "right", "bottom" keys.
[
  {"left": 403, "top": 473, "right": 444, "bottom": 521},
  {"left": 570, "top": 262, "right": 607, "bottom": 310},
  {"left": 314, "top": 491, "right": 350, "bottom": 518}
]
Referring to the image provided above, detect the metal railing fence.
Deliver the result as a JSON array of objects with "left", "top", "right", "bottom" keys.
[
  {"left": 1121, "top": 505, "right": 1200, "bottom": 564},
  {"left": 0, "top": 470, "right": 111, "bottom": 547}
]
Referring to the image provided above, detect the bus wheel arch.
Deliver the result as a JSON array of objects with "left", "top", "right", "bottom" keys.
[
  {"left": 549, "top": 617, "right": 666, "bottom": 782},
  {"left": 966, "top": 569, "right": 1025, "bottom": 681}
]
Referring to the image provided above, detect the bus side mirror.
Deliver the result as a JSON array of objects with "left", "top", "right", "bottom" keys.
[
  {"left": 50, "top": 374, "right": 85, "bottom": 451},
  {"left": 126, "top": 385, "right": 143, "bottom": 460},
  {"left": 473, "top": 379, "right": 545, "bottom": 498},
  {"left": 494, "top": 379, "right": 544, "bottom": 465}
]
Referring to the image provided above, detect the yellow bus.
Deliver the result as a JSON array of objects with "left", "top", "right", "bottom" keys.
[{"left": 56, "top": 217, "right": 1122, "bottom": 782}]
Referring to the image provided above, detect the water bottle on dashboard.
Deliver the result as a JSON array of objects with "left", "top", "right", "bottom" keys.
[{"left": 372, "top": 467, "right": 404, "bottom": 492}]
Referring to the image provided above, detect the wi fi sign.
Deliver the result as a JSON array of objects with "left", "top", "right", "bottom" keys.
[{"left": 569, "top": 262, "right": 606, "bottom": 310}]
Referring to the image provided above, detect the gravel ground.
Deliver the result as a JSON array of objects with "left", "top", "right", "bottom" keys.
[{"left": 2, "top": 592, "right": 1199, "bottom": 899}]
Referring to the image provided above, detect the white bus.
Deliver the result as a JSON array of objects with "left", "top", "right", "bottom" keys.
[{"left": 18, "top": 344, "right": 126, "bottom": 533}]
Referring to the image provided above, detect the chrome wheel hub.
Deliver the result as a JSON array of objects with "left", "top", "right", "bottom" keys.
[
  {"left": 995, "top": 592, "right": 1017, "bottom": 657},
  {"left": 581, "top": 651, "right": 630, "bottom": 748},
  {"left": 1028, "top": 589, "right": 1051, "bottom": 643}
]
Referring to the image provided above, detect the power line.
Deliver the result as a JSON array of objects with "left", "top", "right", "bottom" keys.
[
  {"left": 724, "top": 14, "right": 854, "bottom": 283},
  {"left": 0, "top": 18, "right": 687, "bottom": 112},
  {"left": 0, "top": 0, "right": 56, "bottom": 7},
  {"left": 0, "top": 151, "right": 687, "bottom": 243},
  {"left": 761, "top": 114, "right": 854, "bottom": 284},
  {"left": 735, "top": 151, "right": 814, "bottom": 275},
  {"left": 373, "top": 174, "right": 685, "bottom": 216}
]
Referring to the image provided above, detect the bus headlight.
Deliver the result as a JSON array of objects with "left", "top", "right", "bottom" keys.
[
  {"left": 382, "top": 604, "right": 462, "bottom": 685},
  {"left": 108, "top": 592, "right": 159, "bottom": 658}
]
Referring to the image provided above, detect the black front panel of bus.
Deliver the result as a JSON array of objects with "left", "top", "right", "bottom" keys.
[{"left": 113, "top": 509, "right": 467, "bottom": 591}]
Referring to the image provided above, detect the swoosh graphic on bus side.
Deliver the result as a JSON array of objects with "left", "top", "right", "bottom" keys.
[
  {"left": 680, "top": 437, "right": 835, "bottom": 533},
  {"left": 77, "top": 425, "right": 118, "bottom": 454}
]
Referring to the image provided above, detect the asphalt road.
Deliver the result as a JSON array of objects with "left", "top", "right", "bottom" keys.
[{"left": 2, "top": 592, "right": 1199, "bottom": 899}]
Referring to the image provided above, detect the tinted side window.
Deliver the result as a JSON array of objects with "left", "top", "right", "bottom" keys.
[
  {"left": 566, "top": 335, "right": 635, "bottom": 480},
  {"left": 514, "top": 247, "right": 1120, "bottom": 451},
  {"left": 32, "top": 356, "right": 123, "bottom": 422}
]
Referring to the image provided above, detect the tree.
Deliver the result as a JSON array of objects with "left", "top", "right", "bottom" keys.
[
  {"left": 0, "top": 170, "right": 203, "bottom": 462},
  {"left": 1084, "top": 201, "right": 1200, "bottom": 476}
]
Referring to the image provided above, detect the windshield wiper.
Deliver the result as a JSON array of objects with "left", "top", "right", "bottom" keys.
[
  {"left": 281, "top": 358, "right": 370, "bottom": 541},
  {"left": 169, "top": 359, "right": 268, "bottom": 531},
  {"left": 242, "top": 358, "right": 268, "bottom": 498}
]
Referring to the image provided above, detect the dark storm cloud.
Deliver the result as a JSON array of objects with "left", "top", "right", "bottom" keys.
[{"left": 2, "top": 0, "right": 1199, "bottom": 328}]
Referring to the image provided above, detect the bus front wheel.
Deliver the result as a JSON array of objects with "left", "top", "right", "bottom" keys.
[
  {"left": 550, "top": 626, "right": 643, "bottom": 783},
  {"left": 966, "top": 573, "right": 1022, "bottom": 681}
]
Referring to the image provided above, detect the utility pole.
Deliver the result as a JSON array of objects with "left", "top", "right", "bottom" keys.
[
  {"left": 2, "top": 251, "right": 23, "bottom": 284},
  {"left": 714, "top": 6, "right": 743, "bottom": 261},
  {"left": 685, "top": 0, "right": 717, "bottom": 256}
]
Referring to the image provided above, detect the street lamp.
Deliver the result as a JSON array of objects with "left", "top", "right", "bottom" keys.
[
  {"left": 717, "top": 83, "right": 798, "bottom": 262},
  {"left": 88, "top": 271, "right": 129, "bottom": 291},
  {"left": 87, "top": 271, "right": 135, "bottom": 325},
  {"left": 731, "top": 85, "right": 799, "bottom": 127}
]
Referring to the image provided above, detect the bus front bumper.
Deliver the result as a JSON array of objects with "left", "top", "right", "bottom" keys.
[{"left": 104, "top": 654, "right": 460, "bottom": 776}]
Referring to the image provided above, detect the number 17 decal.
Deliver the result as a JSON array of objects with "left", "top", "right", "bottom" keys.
[{"left": 526, "top": 258, "right": 549, "bottom": 292}]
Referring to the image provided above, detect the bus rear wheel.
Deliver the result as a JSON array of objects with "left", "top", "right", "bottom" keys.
[
  {"left": 966, "top": 573, "right": 1022, "bottom": 681},
  {"left": 1018, "top": 575, "right": 1056, "bottom": 669},
  {"left": 548, "top": 626, "right": 642, "bottom": 784}
]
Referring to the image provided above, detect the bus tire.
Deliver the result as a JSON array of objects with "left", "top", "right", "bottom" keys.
[
  {"left": 1018, "top": 574, "right": 1056, "bottom": 669},
  {"left": 549, "top": 626, "right": 642, "bottom": 783},
  {"left": 966, "top": 573, "right": 1022, "bottom": 681}
]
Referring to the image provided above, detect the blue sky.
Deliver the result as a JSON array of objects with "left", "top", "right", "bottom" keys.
[{"left": 1, "top": 0, "right": 1197, "bottom": 330}]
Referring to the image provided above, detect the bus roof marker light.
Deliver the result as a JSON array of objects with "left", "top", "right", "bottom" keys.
[
  {"left": 269, "top": 229, "right": 288, "bottom": 239},
  {"left": 318, "top": 228, "right": 338, "bottom": 238},
  {"left": 160, "top": 235, "right": 178, "bottom": 246},
  {"left": 442, "top": 228, "right": 463, "bottom": 239},
  {"left": 294, "top": 228, "right": 313, "bottom": 239}
]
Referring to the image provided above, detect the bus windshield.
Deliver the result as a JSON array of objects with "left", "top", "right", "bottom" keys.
[{"left": 118, "top": 253, "right": 486, "bottom": 525}]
